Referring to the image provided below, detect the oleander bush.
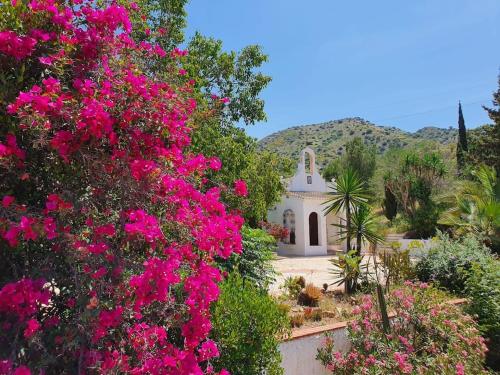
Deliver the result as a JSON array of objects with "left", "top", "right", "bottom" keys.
[
  {"left": 416, "top": 233, "right": 500, "bottom": 370},
  {"left": 317, "top": 282, "right": 489, "bottom": 375}
]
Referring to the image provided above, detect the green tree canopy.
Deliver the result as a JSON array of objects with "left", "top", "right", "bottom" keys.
[
  {"left": 384, "top": 152, "right": 446, "bottom": 237},
  {"left": 122, "top": 0, "right": 288, "bottom": 225},
  {"left": 468, "top": 77, "right": 500, "bottom": 173},
  {"left": 323, "top": 137, "right": 376, "bottom": 189}
]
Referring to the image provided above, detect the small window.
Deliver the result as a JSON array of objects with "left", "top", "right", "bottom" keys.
[
  {"left": 307, "top": 175, "right": 312, "bottom": 184},
  {"left": 283, "top": 209, "right": 296, "bottom": 244}
]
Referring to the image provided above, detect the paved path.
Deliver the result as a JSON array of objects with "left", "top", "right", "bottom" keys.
[
  {"left": 270, "top": 255, "right": 338, "bottom": 294},
  {"left": 269, "top": 254, "right": 382, "bottom": 295}
]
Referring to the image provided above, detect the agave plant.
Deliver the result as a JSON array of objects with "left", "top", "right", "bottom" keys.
[
  {"left": 440, "top": 165, "right": 500, "bottom": 251},
  {"left": 324, "top": 169, "right": 368, "bottom": 251}
]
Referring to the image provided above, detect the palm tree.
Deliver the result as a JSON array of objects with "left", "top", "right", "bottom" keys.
[
  {"left": 323, "top": 169, "right": 368, "bottom": 252},
  {"left": 440, "top": 165, "right": 500, "bottom": 251},
  {"left": 332, "top": 204, "right": 385, "bottom": 256}
]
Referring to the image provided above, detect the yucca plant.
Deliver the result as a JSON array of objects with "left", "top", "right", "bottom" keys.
[
  {"left": 324, "top": 169, "right": 368, "bottom": 251},
  {"left": 330, "top": 250, "right": 363, "bottom": 294},
  {"left": 332, "top": 203, "right": 385, "bottom": 256}
]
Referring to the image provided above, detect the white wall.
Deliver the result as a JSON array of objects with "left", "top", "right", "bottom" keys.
[
  {"left": 268, "top": 195, "right": 330, "bottom": 256},
  {"left": 325, "top": 212, "right": 339, "bottom": 246},
  {"left": 288, "top": 148, "right": 329, "bottom": 193},
  {"left": 302, "top": 199, "right": 327, "bottom": 256},
  {"left": 279, "top": 327, "right": 350, "bottom": 375},
  {"left": 268, "top": 196, "right": 306, "bottom": 256}
]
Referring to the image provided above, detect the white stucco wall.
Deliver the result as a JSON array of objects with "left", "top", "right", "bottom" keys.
[
  {"left": 268, "top": 195, "right": 306, "bottom": 256},
  {"left": 268, "top": 194, "right": 330, "bottom": 256},
  {"left": 267, "top": 147, "right": 343, "bottom": 256},
  {"left": 302, "top": 199, "right": 327, "bottom": 256},
  {"left": 279, "top": 326, "right": 350, "bottom": 375},
  {"left": 287, "top": 147, "right": 330, "bottom": 193},
  {"left": 325, "top": 212, "right": 339, "bottom": 246}
]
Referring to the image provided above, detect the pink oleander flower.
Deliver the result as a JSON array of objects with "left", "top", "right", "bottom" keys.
[{"left": 394, "top": 352, "right": 412, "bottom": 374}]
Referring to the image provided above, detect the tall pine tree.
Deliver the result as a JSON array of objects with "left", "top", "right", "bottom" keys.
[{"left": 456, "top": 101, "right": 468, "bottom": 174}]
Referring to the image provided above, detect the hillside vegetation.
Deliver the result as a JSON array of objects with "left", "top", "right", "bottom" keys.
[{"left": 258, "top": 118, "right": 457, "bottom": 167}]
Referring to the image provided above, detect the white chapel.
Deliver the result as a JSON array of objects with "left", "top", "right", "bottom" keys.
[{"left": 267, "top": 147, "right": 343, "bottom": 256}]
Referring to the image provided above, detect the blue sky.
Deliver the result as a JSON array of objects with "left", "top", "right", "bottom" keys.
[{"left": 185, "top": 0, "right": 500, "bottom": 140}]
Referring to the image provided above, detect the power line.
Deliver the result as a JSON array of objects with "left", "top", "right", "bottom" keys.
[{"left": 376, "top": 98, "right": 490, "bottom": 122}]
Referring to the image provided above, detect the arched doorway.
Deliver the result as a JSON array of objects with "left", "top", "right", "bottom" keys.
[{"left": 309, "top": 212, "right": 319, "bottom": 246}]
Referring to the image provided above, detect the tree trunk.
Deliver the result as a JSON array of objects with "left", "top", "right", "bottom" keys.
[
  {"left": 356, "top": 233, "right": 362, "bottom": 257},
  {"left": 346, "top": 200, "right": 351, "bottom": 252}
]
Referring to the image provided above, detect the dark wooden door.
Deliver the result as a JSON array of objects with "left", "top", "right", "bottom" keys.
[{"left": 309, "top": 212, "right": 319, "bottom": 246}]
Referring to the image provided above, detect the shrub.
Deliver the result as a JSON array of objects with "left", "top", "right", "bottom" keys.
[
  {"left": 317, "top": 283, "right": 489, "bottom": 374},
  {"left": 303, "top": 307, "right": 322, "bottom": 322},
  {"left": 378, "top": 246, "right": 415, "bottom": 290},
  {"left": 298, "top": 283, "right": 321, "bottom": 307},
  {"left": 416, "top": 233, "right": 494, "bottom": 293},
  {"left": 281, "top": 276, "right": 304, "bottom": 299},
  {"left": 310, "top": 309, "right": 322, "bottom": 322},
  {"left": 297, "top": 275, "right": 306, "bottom": 288},
  {"left": 219, "top": 226, "right": 277, "bottom": 289},
  {"left": 464, "top": 260, "right": 500, "bottom": 370},
  {"left": 211, "top": 274, "right": 290, "bottom": 375},
  {"left": 290, "top": 313, "right": 305, "bottom": 328},
  {"left": 0, "top": 1, "right": 243, "bottom": 373},
  {"left": 407, "top": 201, "right": 441, "bottom": 238}
]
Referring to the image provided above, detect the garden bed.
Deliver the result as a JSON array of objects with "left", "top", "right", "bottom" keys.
[
  {"left": 281, "top": 290, "right": 359, "bottom": 329},
  {"left": 278, "top": 278, "right": 457, "bottom": 331}
]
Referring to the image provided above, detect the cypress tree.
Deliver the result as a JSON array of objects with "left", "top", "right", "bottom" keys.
[
  {"left": 456, "top": 101, "right": 468, "bottom": 174},
  {"left": 382, "top": 185, "right": 397, "bottom": 221}
]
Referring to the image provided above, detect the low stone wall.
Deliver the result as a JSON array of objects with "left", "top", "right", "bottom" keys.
[{"left": 279, "top": 298, "right": 467, "bottom": 375}]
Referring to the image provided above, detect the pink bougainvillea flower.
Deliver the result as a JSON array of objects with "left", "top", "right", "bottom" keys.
[
  {"left": 0, "top": 2, "right": 244, "bottom": 372},
  {"left": 234, "top": 179, "right": 248, "bottom": 197},
  {"left": 2, "top": 195, "right": 15, "bottom": 208},
  {"left": 24, "top": 319, "right": 41, "bottom": 338},
  {"left": 0, "top": 30, "right": 37, "bottom": 59},
  {"left": 13, "top": 366, "right": 31, "bottom": 375}
]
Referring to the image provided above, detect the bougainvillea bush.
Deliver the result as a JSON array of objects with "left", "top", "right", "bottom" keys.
[
  {"left": 317, "top": 282, "right": 489, "bottom": 375},
  {"left": 0, "top": 0, "right": 245, "bottom": 373}
]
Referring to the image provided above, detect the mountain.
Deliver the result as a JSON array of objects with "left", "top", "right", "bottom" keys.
[{"left": 258, "top": 118, "right": 457, "bottom": 167}]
